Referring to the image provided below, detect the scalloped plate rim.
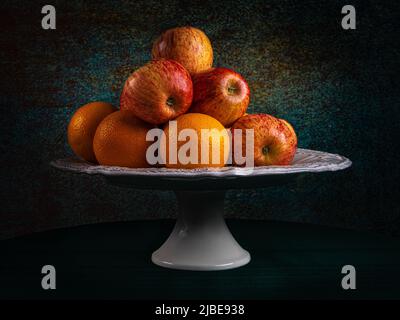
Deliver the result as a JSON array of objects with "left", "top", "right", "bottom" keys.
[{"left": 50, "top": 148, "right": 352, "bottom": 179}]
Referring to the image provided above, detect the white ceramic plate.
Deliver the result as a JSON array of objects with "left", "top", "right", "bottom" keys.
[{"left": 51, "top": 148, "right": 351, "bottom": 178}]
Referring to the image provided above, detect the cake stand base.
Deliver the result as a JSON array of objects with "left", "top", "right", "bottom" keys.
[
  {"left": 52, "top": 149, "right": 352, "bottom": 272},
  {"left": 152, "top": 191, "right": 250, "bottom": 271}
]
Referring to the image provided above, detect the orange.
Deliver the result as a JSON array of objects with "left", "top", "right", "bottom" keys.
[
  {"left": 93, "top": 110, "right": 154, "bottom": 168},
  {"left": 163, "top": 113, "right": 229, "bottom": 169},
  {"left": 67, "top": 101, "right": 117, "bottom": 162}
]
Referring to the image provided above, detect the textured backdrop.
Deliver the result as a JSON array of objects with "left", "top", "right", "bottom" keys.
[{"left": 1, "top": 0, "right": 399, "bottom": 239}]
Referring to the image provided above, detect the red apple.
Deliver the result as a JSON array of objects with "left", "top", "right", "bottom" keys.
[
  {"left": 231, "top": 114, "right": 297, "bottom": 166},
  {"left": 189, "top": 67, "right": 250, "bottom": 127},
  {"left": 120, "top": 59, "right": 193, "bottom": 125},
  {"left": 152, "top": 26, "right": 213, "bottom": 75},
  {"left": 279, "top": 118, "right": 297, "bottom": 138}
]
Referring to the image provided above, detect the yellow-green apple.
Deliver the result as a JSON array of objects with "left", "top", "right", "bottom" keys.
[
  {"left": 189, "top": 67, "right": 250, "bottom": 127},
  {"left": 120, "top": 59, "right": 193, "bottom": 125},
  {"left": 231, "top": 114, "right": 297, "bottom": 166},
  {"left": 152, "top": 26, "right": 213, "bottom": 75}
]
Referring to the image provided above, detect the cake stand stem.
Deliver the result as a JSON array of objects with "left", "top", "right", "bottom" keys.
[{"left": 151, "top": 190, "right": 250, "bottom": 271}]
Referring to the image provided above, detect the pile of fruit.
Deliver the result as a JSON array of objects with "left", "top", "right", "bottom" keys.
[{"left": 67, "top": 26, "right": 297, "bottom": 169}]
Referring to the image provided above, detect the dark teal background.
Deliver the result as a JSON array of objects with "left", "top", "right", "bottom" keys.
[{"left": 1, "top": 0, "right": 399, "bottom": 239}]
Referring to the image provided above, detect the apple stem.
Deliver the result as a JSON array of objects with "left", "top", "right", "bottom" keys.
[
  {"left": 262, "top": 146, "right": 270, "bottom": 155},
  {"left": 228, "top": 86, "right": 237, "bottom": 94},
  {"left": 166, "top": 97, "right": 175, "bottom": 107}
]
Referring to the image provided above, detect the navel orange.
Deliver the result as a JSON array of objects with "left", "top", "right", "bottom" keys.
[
  {"left": 93, "top": 110, "right": 154, "bottom": 168},
  {"left": 67, "top": 101, "right": 117, "bottom": 162},
  {"left": 162, "top": 113, "right": 229, "bottom": 169}
]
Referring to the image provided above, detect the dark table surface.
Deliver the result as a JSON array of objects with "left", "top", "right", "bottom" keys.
[{"left": 0, "top": 220, "right": 399, "bottom": 300}]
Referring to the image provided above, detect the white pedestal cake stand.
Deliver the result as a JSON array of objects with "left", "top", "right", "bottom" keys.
[{"left": 51, "top": 148, "right": 351, "bottom": 271}]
